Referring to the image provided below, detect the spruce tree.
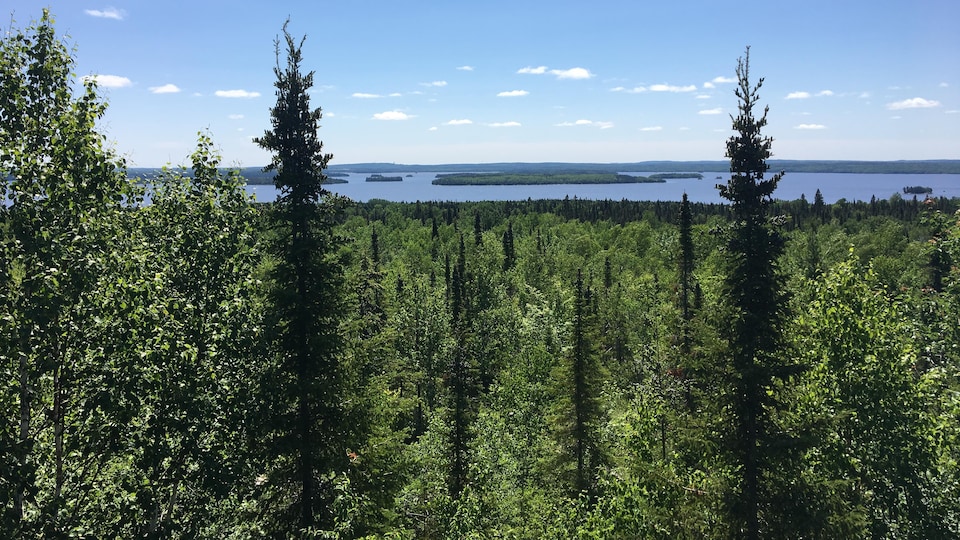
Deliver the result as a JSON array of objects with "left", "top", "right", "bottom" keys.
[
  {"left": 715, "top": 47, "right": 793, "bottom": 539},
  {"left": 253, "top": 20, "right": 351, "bottom": 532},
  {"left": 678, "top": 192, "right": 695, "bottom": 355}
]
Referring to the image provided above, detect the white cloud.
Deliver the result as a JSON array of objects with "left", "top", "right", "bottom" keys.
[
  {"left": 817, "top": 90, "right": 835, "bottom": 97},
  {"left": 711, "top": 76, "right": 736, "bottom": 84},
  {"left": 695, "top": 94, "right": 711, "bottom": 99},
  {"left": 795, "top": 124, "right": 827, "bottom": 130},
  {"left": 650, "top": 84, "right": 697, "bottom": 93},
  {"left": 82, "top": 74, "right": 132, "bottom": 88},
  {"left": 887, "top": 97, "right": 941, "bottom": 110},
  {"left": 228, "top": 114, "right": 244, "bottom": 120},
  {"left": 373, "top": 110, "right": 413, "bottom": 120},
  {"left": 702, "top": 82, "right": 715, "bottom": 89},
  {"left": 489, "top": 121, "right": 521, "bottom": 127},
  {"left": 858, "top": 91, "right": 871, "bottom": 99},
  {"left": 939, "top": 82, "right": 949, "bottom": 88},
  {"left": 786, "top": 91, "right": 811, "bottom": 99},
  {"left": 84, "top": 8, "right": 124, "bottom": 20},
  {"left": 352, "top": 92, "right": 382, "bottom": 98},
  {"left": 149, "top": 83, "right": 180, "bottom": 94},
  {"left": 639, "top": 126, "right": 663, "bottom": 131},
  {"left": 698, "top": 108, "right": 723, "bottom": 115},
  {"left": 428, "top": 126, "right": 439, "bottom": 131},
  {"left": 421, "top": 81, "right": 447, "bottom": 87},
  {"left": 611, "top": 86, "right": 648, "bottom": 93},
  {"left": 215, "top": 89, "right": 260, "bottom": 98},
  {"left": 497, "top": 90, "right": 529, "bottom": 97},
  {"left": 446, "top": 119, "right": 473, "bottom": 126},
  {"left": 457, "top": 66, "right": 474, "bottom": 71},
  {"left": 550, "top": 67, "right": 593, "bottom": 80},
  {"left": 946, "top": 110, "right": 960, "bottom": 114},
  {"left": 556, "top": 119, "right": 613, "bottom": 129},
  {"left": 518, "top": 66, "right": 548, "bottom": 74},
  {"left": 389, "top": 92, "right": 403, "bottom": 97}
]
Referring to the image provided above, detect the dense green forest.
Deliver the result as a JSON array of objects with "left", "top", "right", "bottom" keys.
[{"left": 3, "top": 13, "right": 960, "bottom": 539}]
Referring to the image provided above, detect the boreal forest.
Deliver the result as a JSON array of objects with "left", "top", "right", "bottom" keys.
[{"left": 2, "top": 12, "right": 959, "bottom": 539}]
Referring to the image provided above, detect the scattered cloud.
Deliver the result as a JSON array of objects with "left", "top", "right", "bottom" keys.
[
  {"left": 82, "top": 74, "right": 132, "bottom": 88},
  {"left": 702, "top": 82, "right": 715, "bottom": 89},
  {"left": 698, "top": 108, "right": 723, "bottom": 115},
  {"left": 556, "top": 119, "right": 613, "bottom": 129},
  {"left": 215, "top": 89, "right": 260, "bottom": 98},
  {"left": 946, "top": 110, "right": 960, "bottom": 114},
  {"left": 228, "top": 114, "right": 244, "bottom": 120},
  {"left": 939, "top": 82, "right": 949, "bottom": 88},
  {"left": 550, "top": 67, "right": 593, "bottom": 80},
  {"left": 84, "top": 8, "right": 124, "bottom": 20},
  {"left": 445, "top": 119, "right": 473, "bottom": 126},
  {"left": 712, "top": 76, "right": 736, "bottom": 84},
  {"left": 786, "top": 91, "right": 811, "bottom": 99},
  {"left": 639, "top": 126, "right": 663, "bottom": 131},
  {"left": 695, "top": 94, "right": 711, "bottom": 99},
  {"left": 373, "top": 110, "right": 413, "bottom": 120},
  {"left": 817, "top": 90, "right": 835, "bottom": 97},
  {"left": 886, "top": 97, "right": 941, "bottom": 110},
  {"left": 858, "top": 91, "right": 871, "bottom": 99},
  {"left": 489, "top": 121, "right": 521, "bottom": 128},
  {"left": 795, "top": 124, "right": 827, "bottom": 130},
  {"left": 389, "top": 92, "right": 403, "bottom": 97},
  {"left": 497, "top": 89, "right": 529, "bottom": 97},
  {"left": 650, "top": 84, "right": 696, "bottom": 93},
  {"left": 611, "top": 86, "right": 647, "bottom": 93},
  {"left": 149, "top": 83, "right": 180, "bottom": 94},
  {"left": 428, "top": 126, "right": 439, "bottom": 131},
  {"left": 518, "top": 66, "right": 548, "bottom": 74},
  {"left": 421, "top": 80, "right": 447, "bottom": 87},
  {"left": 352, "top": 92, "right": 382, "bottom": 98},
  {"left": 457, "top": 66, "right": 474, "bottom": 71}
]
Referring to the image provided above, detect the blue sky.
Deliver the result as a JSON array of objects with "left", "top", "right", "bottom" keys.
[{"left": 6, "top": 1, "right": 959, "bottom": 166}]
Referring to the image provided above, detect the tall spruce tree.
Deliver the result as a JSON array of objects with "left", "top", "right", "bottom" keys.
[
  {"left": 253, "top": 21, "right": 352, "bottom": 533},
  {"left": 715, "top": 47, "right": 793, "bottom": 539},
  {"left": 678, "top": 192, "right": 695, "bottom": 355}
]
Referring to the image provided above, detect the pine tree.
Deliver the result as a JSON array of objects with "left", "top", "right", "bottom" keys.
[
  {"left": 677, "top": 192, "right": 695, "bottom": 355},
  {"left": 715, "top": 47, "right": 794, "bottom": 539},
  {"left": 253, "top": 20, "right": 352, "bottom": 533}
]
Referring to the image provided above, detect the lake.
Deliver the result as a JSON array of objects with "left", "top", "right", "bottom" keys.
[{"left": 246, "top": 172, "right": 960, "bottom": 205}]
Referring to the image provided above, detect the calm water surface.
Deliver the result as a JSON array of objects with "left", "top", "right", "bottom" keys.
[{"left": 246, "top": 172, "right": 960, "bottom": 205}]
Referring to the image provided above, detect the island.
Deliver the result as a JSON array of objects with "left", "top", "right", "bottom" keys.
[
  {"left": 431, "top": 172, "right": 667, "bottom": 186},
  {"left": 903, "top": 185, "right": 933, "bottom": 195},
  {"left": 649, "top": 172, "right": 703, "bottom": 180},
  {"left": 366, "top": 174, "right": 403, "bottom": 182}
]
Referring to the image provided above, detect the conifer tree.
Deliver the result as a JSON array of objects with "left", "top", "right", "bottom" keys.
[
  {"left": 714, "top": 47, "right": 793, "bottom": 539},
  {"left": 253, "top": 20, "right": 352, "bottom": 532},
  {"left": 678, "top": 192, "right": 695, "bottom": 355}
]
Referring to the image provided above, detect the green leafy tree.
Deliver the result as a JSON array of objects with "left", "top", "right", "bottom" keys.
[
  {"left": 0, "top": 10, "right": 137, "bottom": 536},
  {"left": 253, "top": 20, "right": 354, "bottom": 534}
]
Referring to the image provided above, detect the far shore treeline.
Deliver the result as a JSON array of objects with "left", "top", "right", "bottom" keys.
[{"left": 126, "top": 159, "right": 960, "bottom": 184}]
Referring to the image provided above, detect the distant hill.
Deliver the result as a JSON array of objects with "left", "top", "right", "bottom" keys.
[{"left": 127, "top": 160, "right": 960, "bottom": 183}]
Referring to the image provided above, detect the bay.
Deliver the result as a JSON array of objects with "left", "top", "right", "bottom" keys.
[{"left": 245, "top": 172, "right": 960, "bottom": 205}]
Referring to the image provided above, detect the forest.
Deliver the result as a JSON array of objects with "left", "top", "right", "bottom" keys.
[{"left": 3, "top": 12, "right": 960, "bottom": 539}]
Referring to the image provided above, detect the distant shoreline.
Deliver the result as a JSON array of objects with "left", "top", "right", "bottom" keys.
[{"left": 127, "top": 160, "right": 960, "bottom": 184}]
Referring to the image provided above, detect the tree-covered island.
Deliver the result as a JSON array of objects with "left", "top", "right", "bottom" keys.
[{"left": 431, "top": 172, "right": 667, "bottom": 185}]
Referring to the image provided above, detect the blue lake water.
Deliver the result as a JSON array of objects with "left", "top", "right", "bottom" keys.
[{"left": 246, "top": 172, "right": 960, "bottom": 205}]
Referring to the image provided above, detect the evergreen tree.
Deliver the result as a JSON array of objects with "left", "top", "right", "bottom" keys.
[
  {"left": 714, "top": 47, "right": 794, "bottom": 539},
  {"left": 677, "top": 192, "right": 695, "bottom": 355},
  {"left": 253, "top": 20, "right": 353, "bottom": 533},
  {"left": 552, "top": 270, "right": 606, "bottom": 495}
]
